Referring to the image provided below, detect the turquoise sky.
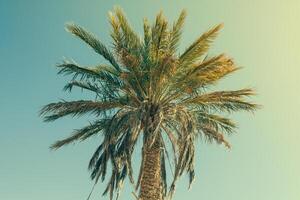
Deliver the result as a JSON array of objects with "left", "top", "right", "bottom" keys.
[{"left": 1, "top": 0, "right": 299, "bottom": 200}]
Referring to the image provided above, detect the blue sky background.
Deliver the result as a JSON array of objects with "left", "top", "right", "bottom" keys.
[{"left": 1, "top": 0, "right": 300, "bottom": 200}]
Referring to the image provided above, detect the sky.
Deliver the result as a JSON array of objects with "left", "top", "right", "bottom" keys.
[{"left": 1, "top": 0, "right": 300, "bottom": 200}]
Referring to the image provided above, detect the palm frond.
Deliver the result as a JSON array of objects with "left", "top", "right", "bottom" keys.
[
  {"left": 179, "top": 23, "right": 223, "bottom": 68},
  {"left": 151, "top": 11, "right": 169, "bottom": 56},
  {"left": 161, "top": 124, "right": 178, "bottom": 165},
  {"left": 57, "top": 61, "right": 121, "bottom": 84},
  {"left": 169, "top": 133, "right": 195, "bottom": 198},
  {"left": 50, "top": 119, "right": 109, "bottom": 150},
  {"left": 180, "top": 89, "right": 258, "bottom": 112},
  {"left": 108, "top": 11, "right": 122, "bottom": 51},
  {"left": 66, "top": 23, "right": 121, "bottom": 72},
  {"left": 57, "top": 62, "right": 122, "bottom": 100},
  {"left": 169, "top": 9, "right": 187, "bottom": 54},
  {"left": 40, "top": 100, "right": 122, "bottom": 122},
  {"left": 114, "top": 6, "right": 142, "bottom": 55},
  {"left": 175, "top": 54, "right": 238, "bottom": 86},
  {"left": 190, "top": 55, "right": 238, "bottom": 87},
  {"left": 160, "top": 146, "right": 168, "bottom": 196},
  {"left": 198, "top": 125, "right": 231, "bottom": 148},
  {"left": 143, "top": 18, "right": 152, "bottom": 57},
  {"left": 87, "top": 110, "right": 141, "bottom": 200},
  {"left": 63, "top": 80, "right": 101, "bottom": 94},
  {"left": 196, "top": 112, "right": 236, "bottom": 133}
]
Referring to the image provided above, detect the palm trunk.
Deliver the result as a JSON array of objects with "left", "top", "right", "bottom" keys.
[{"left": 139, "top": 137, "right": 163, "bottom": 200}]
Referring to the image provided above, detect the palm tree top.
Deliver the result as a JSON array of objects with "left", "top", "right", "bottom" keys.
[{"left": 40, "top": 7, "right": 258, "bottom": 200}]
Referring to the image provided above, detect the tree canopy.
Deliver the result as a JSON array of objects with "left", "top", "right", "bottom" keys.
[{"left": 40, "top": 7, "right": 258, "bottom": 200}]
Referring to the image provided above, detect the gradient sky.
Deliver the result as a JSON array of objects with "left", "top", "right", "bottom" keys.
[{"left": 1, "top": 0, "right": 300, "bottom": 200}]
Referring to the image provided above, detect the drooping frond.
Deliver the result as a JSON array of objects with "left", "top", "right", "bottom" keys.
[
  {"left": 50, "top": 119, "right": 109, "bottom": 150},
  {"left": 168, "top": 129, "right": 195, "bottom": 199},
  {"left": 85, "top": 109, "right": 142, "bottom": 200},
  {"left": 161, "top": 124, "right": 178, "bottom": 165},
  {"left": 198, "top": 125, "right": 231, "bottom": 149},
  {"left": 196, "top": 112, "right": 236, "bottom": 133}
]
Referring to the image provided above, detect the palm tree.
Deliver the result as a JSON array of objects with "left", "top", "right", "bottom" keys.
[{"left": 40, "top": 7, "right": 257, "bottom": 200}]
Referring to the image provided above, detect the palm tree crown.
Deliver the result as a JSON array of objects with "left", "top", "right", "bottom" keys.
[{"left": 40, "top": 7, "right": 257, "bottom": 200}]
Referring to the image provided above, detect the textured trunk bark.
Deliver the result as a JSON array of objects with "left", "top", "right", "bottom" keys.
[{"left": 139, "top": 137, "right": 163, "bottom": 200}]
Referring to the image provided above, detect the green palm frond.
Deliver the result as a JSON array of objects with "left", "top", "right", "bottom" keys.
[
  {"left": 114, "top": 7, "right": 142, "bottom": 55},
  {"left": 50, "top": 119, "right": 109, "bottom": 150},
  {"left": 63, "top": 80, "right": 101, "bottom": 94},
  {"left": 57, "top": 61, "right": 121, "bottom": 84},
  {"left": 40, "top": 100, "right": 122, "bottom": 122},
  {"left": 66, "top": 23, "right": 121, "bottom": 72},
  {"left": 143, "top": 18, "right": 152, "bottom": 56}
]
